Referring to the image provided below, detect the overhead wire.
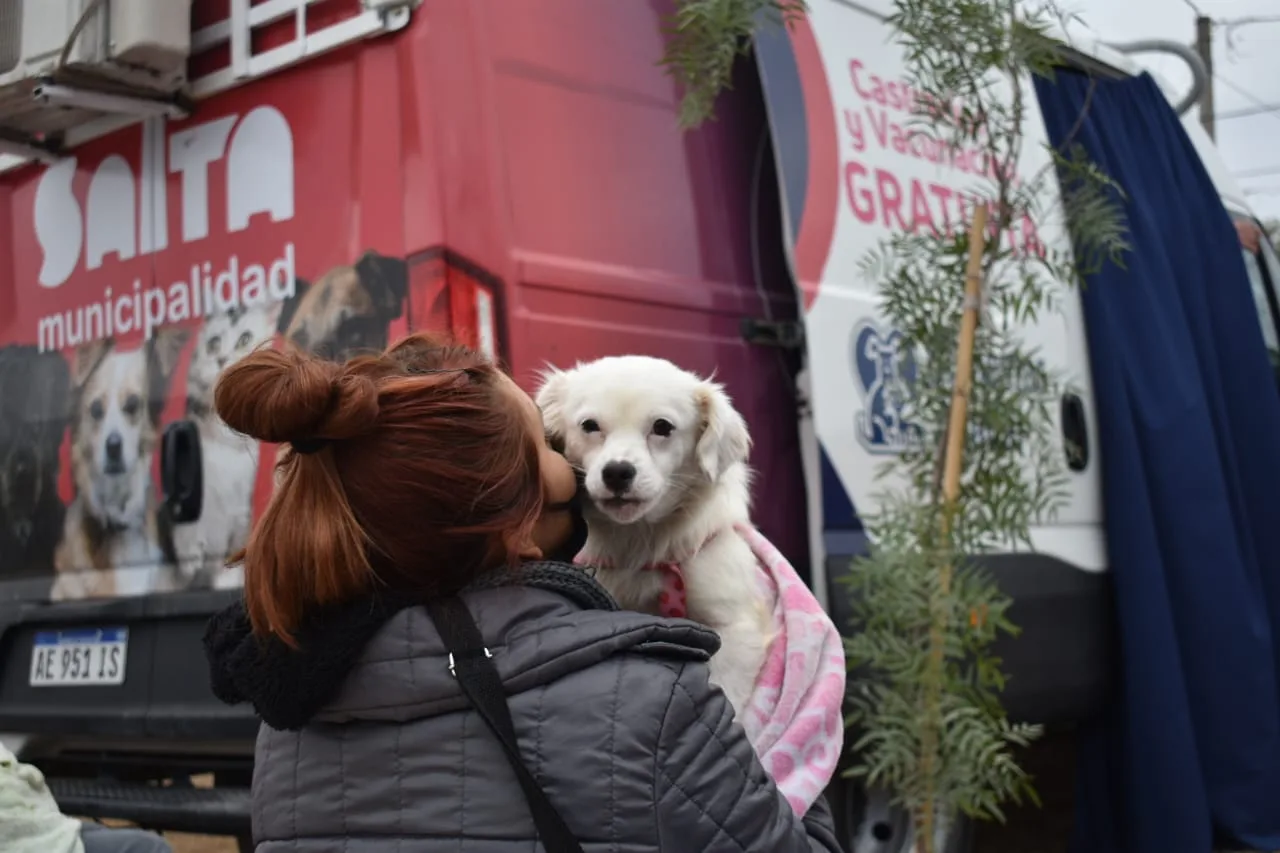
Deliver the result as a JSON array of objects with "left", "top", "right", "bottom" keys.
[
  {"left": 1180, "top": 4, "right": 1280, "bottom": 204},
  {"left": 1214, "top": 79, "right": 1280, "bottom": 191},
  {"left": 1237, "top": 165, "right": 1280, "bottom": 181},
  {"left": 1218, "top": 101, "right": 1280, "bottom": 122},
  {"left": 1214, "top": 72, "right": 1280, "bottom": 132}
]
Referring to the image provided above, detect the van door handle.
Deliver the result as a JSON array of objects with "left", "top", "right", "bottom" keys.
[{"left": 1060, "top": 392, "right": 1089, "bottom": 472}]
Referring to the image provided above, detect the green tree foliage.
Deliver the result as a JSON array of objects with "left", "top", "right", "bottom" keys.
[
  {"left": 659, "top": 0, "right": 806, "bottom": 128},
  {"left": 661, "top": 2, "right": 1128, "bottom": 852}
]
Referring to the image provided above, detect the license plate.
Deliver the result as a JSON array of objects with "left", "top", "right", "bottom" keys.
[{"left": 28, "top": 628, "right": 128, "bottom": 687}]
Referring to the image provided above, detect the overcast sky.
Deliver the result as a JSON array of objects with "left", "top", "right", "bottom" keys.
[{"left": 1060, "top": 0, "right": 1280, "bottom": 221}]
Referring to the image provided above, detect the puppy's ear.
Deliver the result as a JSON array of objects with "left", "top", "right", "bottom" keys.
[
  {"left": 148, "top": 328, "right": 190, "bottom": 382},
  {"left": 32, "top": 350, "right": 72, "bottom": 427},
  {"left": 694, "top": 381, "right": 751, "bottom": 481},
  {"left": 72, "top": 339, "right": 112, "bottom": 390},
  {"left": 276, "top": 277, "right": 309, "bottom": 336},
  {"left": 260, "top": 297, "right": 285, "bottom": 331},
  {"left": 146, "top": 328, "right": 191, "bottom": 422},
  {"left": 355, "top": 251, "right": 408, "bottom": 320},
  {"left": 534, "top": 367, "right": 570, "bottom": 445}
]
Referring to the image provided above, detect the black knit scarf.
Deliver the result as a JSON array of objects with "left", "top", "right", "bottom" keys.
[{"left": 203, "top": 561, "right": 616, "bottom": 731}]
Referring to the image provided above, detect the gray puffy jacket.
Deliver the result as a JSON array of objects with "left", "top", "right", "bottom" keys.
[{"left": 204, "top": 563, "right": 842, "bottom": 853}]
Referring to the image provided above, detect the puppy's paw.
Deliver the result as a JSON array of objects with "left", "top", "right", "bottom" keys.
[
  {"left": 706, "top": 622, "right": 769, "bottom": 720},
  {"left": 707, "top": 663, "right": 757, "bottom": 721}
]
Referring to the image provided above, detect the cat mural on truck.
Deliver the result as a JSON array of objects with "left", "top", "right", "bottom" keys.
[{"left": 1, "top": 99, "right": 408, "bottom": 602}]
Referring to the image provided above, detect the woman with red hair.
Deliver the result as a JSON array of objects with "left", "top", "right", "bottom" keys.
[{"left": 203, "top": 333, "right": 839, "bottom": 853}]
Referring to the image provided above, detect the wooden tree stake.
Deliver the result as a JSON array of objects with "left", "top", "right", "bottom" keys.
[
  {"left": 917, "top": 201, "right": 989, "bottom": 853},
  {"left": 943, "top": 202, "right": 989, "bottom": 517}
]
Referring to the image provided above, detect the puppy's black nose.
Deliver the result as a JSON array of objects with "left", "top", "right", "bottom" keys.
[
  {"left": 601, "top": 461, "right": 636, "bottom": 494},
  {"left": 105, "top": 432, "right": 124, "bottom": 464}
]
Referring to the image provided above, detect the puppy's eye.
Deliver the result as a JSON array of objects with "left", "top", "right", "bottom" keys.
[
  {"left": 580, "top": 419, "right": 600, "bottom": 434},
  {"left": 89, "top": 399, "right": 105, "bottom": 421},
  {"left": 236, "top": 331, "right": 253, "bottom": 350},
  {"left": 652, "top": 418, "right": 675, "bottom": 437},
  {"left": 206, "top": 336, "right": 221, "bottom": 356},
  {"left": 122, "top": 394, "right": 141, "bottom": 417}
]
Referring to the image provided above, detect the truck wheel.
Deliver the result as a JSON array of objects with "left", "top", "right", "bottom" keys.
[{"left": 832, "top": 779, "right": 973, "bottom": 853}]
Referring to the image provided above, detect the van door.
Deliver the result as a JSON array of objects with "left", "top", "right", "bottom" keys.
[{"left": 462, "top": 0, "right": 812, "bottom": 568}]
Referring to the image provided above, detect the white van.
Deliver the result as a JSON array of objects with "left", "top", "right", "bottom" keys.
[{"left": 754, "top": 1, "right": 1280, "bottom": 849}]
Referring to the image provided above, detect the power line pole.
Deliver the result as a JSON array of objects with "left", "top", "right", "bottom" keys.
[{"left": 1196, "top": 15, "right": 1215, "bottom": 140}]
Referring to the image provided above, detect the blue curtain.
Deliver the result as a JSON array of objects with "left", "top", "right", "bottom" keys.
[{"left": 1034, "top": 71, "right": 1280, "bottom": 852}]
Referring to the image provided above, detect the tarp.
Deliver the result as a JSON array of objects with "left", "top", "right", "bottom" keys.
[{"left": 1034, "top": 71, "right": 1280, "bottom": 853}]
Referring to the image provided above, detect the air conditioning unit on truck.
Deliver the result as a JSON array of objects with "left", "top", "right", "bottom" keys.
[
  {"left": 0, "top": 0, "right": 192, "bottom": 165},
  {"left": 0, "top": 2, "right": 1277, "bottom": 852}
]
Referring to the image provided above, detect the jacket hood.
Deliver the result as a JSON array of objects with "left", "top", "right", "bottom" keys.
[{"left": 204, "top": 561, "right": 720, "bottom": 730}]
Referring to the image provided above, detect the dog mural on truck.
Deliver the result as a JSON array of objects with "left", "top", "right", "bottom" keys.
[
  {"left": 17, "top": 249, "right": 408, "bottom": 602},
  {"left": 13, "top": 251, "right": 408, "bottom": 602},
  {"left": 51, "top": 331, "right": 190, "bottom": 600},
  {"left": 0, "top": 346, "right": 72, "bottom": 580},
  {"left": 2, "top": 103, "right": 411, "bottom": 602}
]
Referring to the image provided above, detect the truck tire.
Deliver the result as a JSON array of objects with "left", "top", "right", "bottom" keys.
[{"left": 830, "top": 778, "right": 973, "bottom": 853}]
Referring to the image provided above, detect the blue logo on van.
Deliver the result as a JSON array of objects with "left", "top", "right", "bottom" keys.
[{"left": 853, "top": 321, "right": 923, "bottom": 454}]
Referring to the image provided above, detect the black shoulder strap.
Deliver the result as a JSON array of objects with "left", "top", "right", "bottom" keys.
[{"left": 425, "top": 597, "right": 585, "bottom": 853}]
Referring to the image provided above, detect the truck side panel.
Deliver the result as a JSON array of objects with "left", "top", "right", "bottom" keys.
[{"left": 0, "top": 39, "right": 415, "bottom": 600}]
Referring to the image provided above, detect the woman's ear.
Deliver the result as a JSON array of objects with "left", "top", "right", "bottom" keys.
[
  {"left": 535, "top": 367, "right": 569, "bottom": 444},
  {"left": 694, "top": 381, "right": 751, "bottom": 481},
  {"left": 504, "top": 526, "right": 544, "bottom": 563}
]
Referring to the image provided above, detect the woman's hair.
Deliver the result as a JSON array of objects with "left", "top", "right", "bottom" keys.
[{"left": 214, "top": 333, "right": 542, "bottom": 645}]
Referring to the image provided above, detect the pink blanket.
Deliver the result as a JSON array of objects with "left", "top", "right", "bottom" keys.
[
  {"left": 734, "top": 523, "right": 846, "bottom": 815},
  {"left": 580, "top": 525, "right": 846, "bottom": 815}
]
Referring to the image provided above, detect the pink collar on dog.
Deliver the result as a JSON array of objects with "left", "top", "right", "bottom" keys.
[
  {"left": 577, "top": 531, "right": 725, "bottom": 621},
  {"left": 643, "top": 561, "right": 688, "bottom": 619}
]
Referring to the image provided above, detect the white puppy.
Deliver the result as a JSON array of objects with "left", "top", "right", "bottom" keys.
[{"left": 537, "top": 356, "right": 773, "bottom": 716}]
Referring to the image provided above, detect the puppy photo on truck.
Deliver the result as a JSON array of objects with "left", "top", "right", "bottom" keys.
[
  {"left": 52, "top": 330, "right": 188, "bottom": 601},
  {"left": 279, "top": 250, "right": 408, "bottom": 362},
  {"left": 0, "top": 345, "right": 71, "bottom": 580},
  {"left": 173, "top": 302, "right": 284, "bottom": 590}
]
